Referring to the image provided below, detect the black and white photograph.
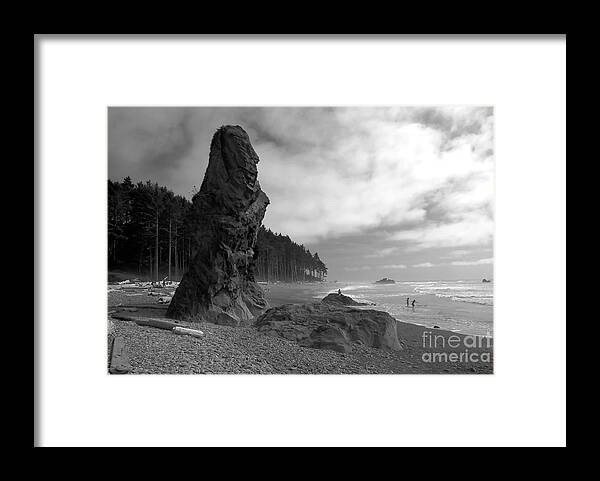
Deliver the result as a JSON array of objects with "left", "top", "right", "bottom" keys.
[
  {"left": 35, "top": 35, "right": 566, "bottom": 447},
  {"left": 107, "top": 107, "right": 494, "bottom": 375}
]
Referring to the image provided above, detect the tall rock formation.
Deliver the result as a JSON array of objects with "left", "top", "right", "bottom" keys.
[{"left": 167, "top": 125, "right": 270, "bottom": 325}]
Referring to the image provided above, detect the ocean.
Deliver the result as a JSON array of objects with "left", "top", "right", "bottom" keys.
[{"left": 312, "top": 279, "right": 494, "bottom": 337}]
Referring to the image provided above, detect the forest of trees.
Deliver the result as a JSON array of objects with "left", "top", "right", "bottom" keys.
[
  {"left": 108, "top": 177, "right": 195, "bottom": 281},
  {"left": 255, "top": 228, "right": 327, "bottom": 282},
  {"left": 108, "top": 178, "right": 327, "bottom": 283}
]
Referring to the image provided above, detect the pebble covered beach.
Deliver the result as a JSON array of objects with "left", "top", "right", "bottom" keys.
[{"left": 108, "top": 282, "right": 493, "bottom": 375}]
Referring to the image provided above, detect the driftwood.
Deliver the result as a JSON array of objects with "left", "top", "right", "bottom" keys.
[
  {"left": 173, "top": 326, "right": 204, "bottom": 338},
  {"left": 116, "top": 304, "right": 168, "bottom": 311},
  {"left": 111, "top": 314, "right": 181, "bottom": 331},
  {"left": 109, "top": 336, "right": 131, "bottom": 374},
  {"left": 111, "top": 315, "right": 204, "bottom": 341}
]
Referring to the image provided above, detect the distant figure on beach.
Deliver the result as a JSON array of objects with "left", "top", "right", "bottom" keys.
[
  {"left": 406, "top": 297, "right": 410, "bottom": 307},
  {"left": 338, "top": 289, "right": 342, "bottom": 295},
  {"left": 411, "top": 299, "right": 416, "bottom": 308}
]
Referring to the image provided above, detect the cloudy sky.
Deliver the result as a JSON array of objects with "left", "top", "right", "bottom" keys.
[{"left": 108, "top": 107, "right": 494, "bottom": 281}]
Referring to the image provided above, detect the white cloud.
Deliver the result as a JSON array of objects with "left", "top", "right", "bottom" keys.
[
  {"left": 441, "top": 249, "right": 471, "bottom": 259},
  {"left": 381, "top": 264, "right": 407, "bottom": 269},
  {"left": 450, "top": 257, "right": 493, "bottom": 266},
  {"left": 390, "top": 212, "right": 493, "bottom": 251},
  {"left": 413, "top": 262, "right": 435, "bottom": 268},
  {"left": 253, "top": 107, "right": 494, "bottom": 245},
  {"left": 365, "top": 247, "right": 400, "bottom": 258}
]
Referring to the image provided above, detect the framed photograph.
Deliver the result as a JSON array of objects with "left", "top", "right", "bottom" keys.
[{"left": 35, "top": 34, "right": 566, "bottom": 447}]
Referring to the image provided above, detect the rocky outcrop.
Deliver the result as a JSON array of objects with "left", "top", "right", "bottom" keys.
[
  {"left": 166, "top": 125, "right": 270, "bottom": 325},
  {"left": 254, "top": 303, "right": 402, "bottom": 353},
  {"left": 321, "top": 292, "right": 372, "bottom": 306}
]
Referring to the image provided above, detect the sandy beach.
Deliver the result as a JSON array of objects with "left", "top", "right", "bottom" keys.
[{"left": 108, "top": 282, "right": 493, "bottom": 374}]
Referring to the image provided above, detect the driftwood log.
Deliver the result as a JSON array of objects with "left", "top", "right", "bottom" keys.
[
  {"left": 109, "top": 336, "right": 131, "bottom": 374},
  {"left": 116, "top": 304, "right": 168, "bottom": 311},
  {"left": 172, "top": 326, "right": 204, "bottom": 338},
  {"left": 111, "top": 314, "right": 181, "bottom": 330}
]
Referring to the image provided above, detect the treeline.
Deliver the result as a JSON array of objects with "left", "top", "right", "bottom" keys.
[
  {"left": 108, "top": 177, "right": 195, "bottom": 280},
  {"left": 108, "top": 178, "right": 327, "bottom": 283},
  {"left": 255, "top": 227, "right": 327, "bottom": 282}
]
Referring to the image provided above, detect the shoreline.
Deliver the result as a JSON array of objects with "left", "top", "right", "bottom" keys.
[
  {"left": 263, "top": 283, "right": 494, "bottom": 339},
  {"left": 108, "top": 283, "right": 493, "bottom": 374}
]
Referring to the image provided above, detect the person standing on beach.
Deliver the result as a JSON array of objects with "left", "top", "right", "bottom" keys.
[
  {"left": 406, "top": 297, "right": 410, "bottom": 307},
  {"left": 411, "top": 299, "right": 416, "bottom": 308}
]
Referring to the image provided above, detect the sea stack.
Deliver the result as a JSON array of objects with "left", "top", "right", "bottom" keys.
[{"left": 167, "top": 125, "right": 270, "bottom": 325}]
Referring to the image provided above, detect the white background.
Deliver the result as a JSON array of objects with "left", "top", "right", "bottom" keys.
[{"left": 36, "top": 35, "right": 566, "bottom": 447}]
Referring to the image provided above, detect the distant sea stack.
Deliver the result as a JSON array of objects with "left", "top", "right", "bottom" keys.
[
  {"left": 374, "top": 277, "right": 395, "bottom": 284},
  {"left": 167, "top": 125, "right": 270, "bottom": 325}
]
